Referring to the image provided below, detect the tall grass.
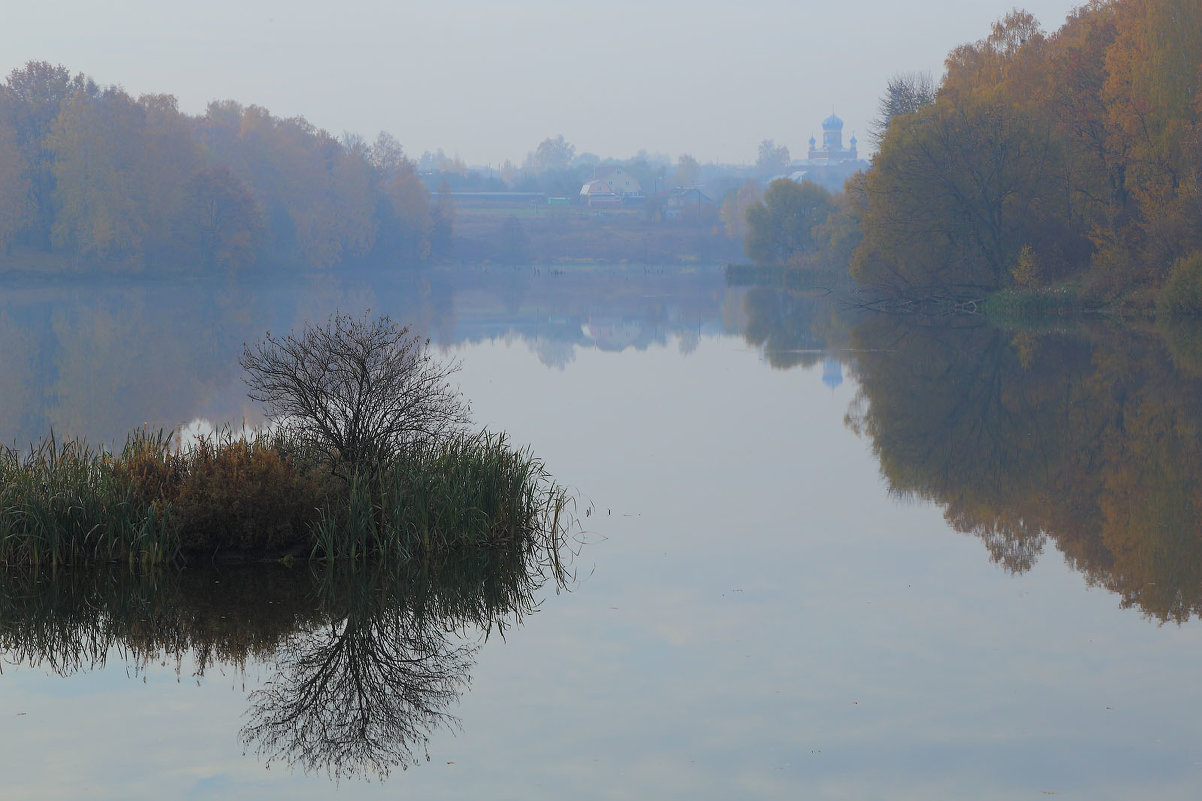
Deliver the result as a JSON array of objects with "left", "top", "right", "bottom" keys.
[
  {"left": 311, "top": 431, "right": 571, "bottom": 570},
  {"left": 0, "top": 431, "right": 175, "bottom": 567},
  {"left": 0, "top": 427, "right": 573, "bottom": 569},
  {"left": 983, "top": 286, "right": 1085, "bottom": 321}
]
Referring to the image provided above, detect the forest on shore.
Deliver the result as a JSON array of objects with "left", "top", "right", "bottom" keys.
[
  {"left": 0, "top": 62, "right": 449, "bottom": 273},
  {"left": 856, "top": 0, "right": 1202, "bottom": 311},
  {"left": 744, "top": 0, "right": 1202, "bottom": 313}
]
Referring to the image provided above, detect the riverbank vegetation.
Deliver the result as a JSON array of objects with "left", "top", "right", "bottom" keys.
[
  {"left": 849, "top": 0, "right": 1202, "bottom": 314},
  {"left": 0, "top": 314, "right": 573, "bottom": 567},
  {"left": 0, "top": 62, "right": 446, "bottom": 274}
]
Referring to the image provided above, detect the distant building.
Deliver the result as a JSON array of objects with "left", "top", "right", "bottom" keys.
[
  {"left": 786, "top": 112, "right": 870, "bottom": 192},
  {"left": 592, "top": 165, "right": 643, "bottom": 196},
  {"left": 580, "top": 165, "right": 644, "bottom": 207},
  {"left": 806, "top": 114, "right": 859, "bottom": 165},
  {"left": 579, "top": 180, "right": 620, "bottom": 207},
  {"left": 664, "top": 186, "right": 714, "bottom": 219}
]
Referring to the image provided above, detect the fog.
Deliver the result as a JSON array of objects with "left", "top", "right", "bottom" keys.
[{"left": 6, "top": 0, "right": 1083, "bottom": 165}]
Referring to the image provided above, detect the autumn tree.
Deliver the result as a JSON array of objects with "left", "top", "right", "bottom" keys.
[
  {"left": 852, "top": 3, "right": 1202, "bottom": 299},
  {"left": 173, "top": 166, "right": 264, "bottom": 271},
  {"left": 852, "top": 10, "right": 1093, "bottom": 295},
  {"left": 0, "top": 62, "right": 436, "bottom": 272},
  {"left": 755, "top": 139, "right": 791, "bottom": 178},
  {"left": 378, "top": 157, "right": 433, "bottom": 263},
  {"left": 135, "top": 94, "right": 202, "bottom": 258},
  {"left": 720, "top": 179, "right": 761, "bottom": 239},
  {"left": 671, "top": 154, "right": 701, "bottom": 187},
  {"left": 0, "top": 119, "right": 31, "bottom": 251},
  {"left": 812, "top": 173, "right": 865, "bottom": 269},
  {"left": 0, "top": 62, "right": 96, "bottom": 249},
  {"left": 1041, "top": 1, "right": 1129, "bottom": 275},
  {"left": 1101, "top": 0, "right": 1202, "bottom": 271},
  {"left": 745, "top": 178, "right": 833, "bottom": 265},
  {"left": 47, "top": 86, "right": 151, "bottom": 261},
  {"left": 523, "top": 135, "right": 575, "bottom": 173}
]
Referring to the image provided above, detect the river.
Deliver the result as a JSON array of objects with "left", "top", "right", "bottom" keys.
[{"left": 1, "top": 265, "right": 1200, "bottom": 800}]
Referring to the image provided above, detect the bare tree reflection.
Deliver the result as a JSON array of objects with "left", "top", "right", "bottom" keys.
[
  {"left": 236, "top": 548, "right": 557, "bottom": 779},
  {"left": 241, "top": 603, "right": 476, "bottom": 779}
]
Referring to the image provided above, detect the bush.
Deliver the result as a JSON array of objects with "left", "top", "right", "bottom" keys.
[
  {"left": 1157, "top": 251, "right": 1202, "bottom": 316},
  {"left": 0, "top": 313, "right": 570, "bottom": 566},
  {"left": 171, "top": 432, "right": 325, "bottom": 555},
  {"left": 113, "top": 429, "right": 180, "bottom": 509}
]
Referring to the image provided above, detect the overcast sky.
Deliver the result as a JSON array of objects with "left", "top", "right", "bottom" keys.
[{"left": 4, "top": 0, "right": 1084, "bottom": 166}]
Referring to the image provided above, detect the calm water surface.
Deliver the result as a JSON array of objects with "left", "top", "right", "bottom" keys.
[{"left": 1, "top": 266, "right": 1201, "bottom": 800}]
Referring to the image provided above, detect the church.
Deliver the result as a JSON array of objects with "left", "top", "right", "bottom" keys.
[
  {"left": 784, "top": 112, "right": 869, "bottom": 192},
  {"left": 805, "top": 113, "right": 859, "bottom": 165}
]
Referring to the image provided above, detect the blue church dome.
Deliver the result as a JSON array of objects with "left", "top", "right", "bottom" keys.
[{"left": 821, "top": 114, "right": 843, "bottom": 131}]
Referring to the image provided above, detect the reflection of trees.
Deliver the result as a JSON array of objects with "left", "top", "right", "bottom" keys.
[
  {"left": 242, "top": 571, "right": 475, "bottom": 778},
  {"left": 0, "top": 266, "right": 728, "bottom": 447},
  {"left": 737, "top": 287, "right": 858, "bottom": 369},
  {"left": 849, "top": 315, "right": 1202, "bottom": 622},
  {"left": 0, "top": 566, "right": 317, "bottom": 676},
  {"left": 0, "top": 538, "right": 563, "bottom": 778}
]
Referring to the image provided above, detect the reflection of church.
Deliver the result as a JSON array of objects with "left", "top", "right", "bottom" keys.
[
  {"left": 805, "top": 114, "right": 858, "bottom": 165},
  {"left": 822, "top": 357, "right": 843, "bottom": 391}
]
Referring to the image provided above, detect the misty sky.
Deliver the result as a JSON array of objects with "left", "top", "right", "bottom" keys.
[{"left": 5, "top": 0, "right": 1083, "bottom": 166}]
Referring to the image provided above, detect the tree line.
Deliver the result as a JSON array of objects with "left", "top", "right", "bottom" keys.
[
  {"left": 0, "top": 62, "right": 448, "bottom": 272},
  {"left": 854, "top": 0, "right": 1202, "bottom": 308}
]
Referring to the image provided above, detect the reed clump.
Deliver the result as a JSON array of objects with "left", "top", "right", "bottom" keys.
[
  {"left": 0, "top": 427, "right": 569, "bottom": 568},
  {"left": 311, "top": 431, "right": 568, "bottom": 563},
  {"left": 0, "top": 432, "right": 173, "bottom": 567}
]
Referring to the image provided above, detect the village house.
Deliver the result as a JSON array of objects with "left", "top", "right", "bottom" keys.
[{"left": 579, "top": 165, "right": 644, "bottom": 208}]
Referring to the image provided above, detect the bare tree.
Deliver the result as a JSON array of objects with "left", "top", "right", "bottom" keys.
[
  {"left": 240, "top": 313, "right": 470, "bottom": 474},
  {"left": 870, "top": 72, "right": 937, "bottom": 144}
]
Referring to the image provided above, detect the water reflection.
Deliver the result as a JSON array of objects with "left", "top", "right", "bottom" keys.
[
  {"left": 241, "top": 565, "right": 483, "bottom": 779},
  {"left": 846, "top": 314, "right": 1202, "bottom": 623},
  {"left": 730, "top": 283, "right": 1202, "bottom": 622},
  {"left": 0, "top": 543, "right": 558, "bottom": 779},
  {"left": 10, "top": 263, "right": 1202, "bottom": 630},
  {"left": 0, "top": 266, "right": 726, "bottom": 447}
]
